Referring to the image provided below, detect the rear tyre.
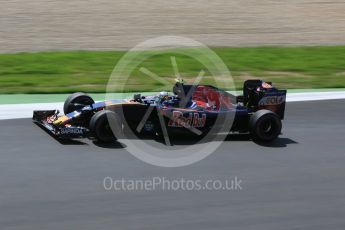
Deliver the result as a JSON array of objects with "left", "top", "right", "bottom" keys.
[
  {"left": 63, "top": 92, "right": 94, "bottom": 114},
  {"left": 249, "top": 110, "right": 282, "bottom": 142},
  {"left": 89, "top": 110, "right": 121, "bottom": 143}
]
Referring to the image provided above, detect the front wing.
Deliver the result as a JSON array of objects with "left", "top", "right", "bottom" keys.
[{"left": 33, "top": 110, "right": 89, "bottom": 139}]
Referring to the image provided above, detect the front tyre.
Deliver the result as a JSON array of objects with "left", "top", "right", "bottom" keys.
[
  {"left": 89, "top": 110, "right": 121, "bottom": 143},
  {"left": 63, "top": 92, "right": 94, "bottom": 114},
  {"left": 249, "top": 110, "right": 282, "bottom": 142}
]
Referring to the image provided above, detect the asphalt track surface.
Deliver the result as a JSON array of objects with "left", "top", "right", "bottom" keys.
[{"left": 1, "top": 100, "right": 345, "bottom": 229}]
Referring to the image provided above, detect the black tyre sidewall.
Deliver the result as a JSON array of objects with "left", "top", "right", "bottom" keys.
[
  {"left": 249, "top": 110, "right": 282, "bottom": 142},
  {"left": 63, "top": 92, "right": 94, "bottom": 114},
  {"left": 90, "top": 110, "right": 121, "bottom": 143}
]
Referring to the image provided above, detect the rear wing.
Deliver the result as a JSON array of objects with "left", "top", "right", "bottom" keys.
[
  {"left": 240, "top": 80, "right": 287, "bottom": 119},
  {"left": 257, "top": 90, "right": 287, "bottom": 119}
]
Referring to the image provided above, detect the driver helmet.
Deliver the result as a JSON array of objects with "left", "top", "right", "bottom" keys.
[
  {"left": 159, "top": 91, "right": 169, "bottom": 101},
  {"left": 159, "top": 91, "right": 168, "bottom": 97}
]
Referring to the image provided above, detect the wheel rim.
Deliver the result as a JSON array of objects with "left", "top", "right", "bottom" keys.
[
  {"left": 258, "top": 116, "right": 280, "bottom": 140},
  {"left": 261, "top": 121, "right": 272, "bottom": 134}
]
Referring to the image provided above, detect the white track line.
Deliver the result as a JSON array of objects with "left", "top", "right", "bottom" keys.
[
  {"left": 286, "top": 91, "right": 345, "bottom": 102},
  {"left": 0, "top": 103, "right": 64, "bottom": 120},
  {"left": 0, "top": 91, "right": 345, "bottom": 120}
]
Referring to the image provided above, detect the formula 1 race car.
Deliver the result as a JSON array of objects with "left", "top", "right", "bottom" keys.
[{"left": 33, "top": 80, "right": 286, "bottom": 143}]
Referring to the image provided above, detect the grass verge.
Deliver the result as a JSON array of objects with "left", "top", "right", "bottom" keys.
[{"left": 1, "top": 46, "right": 345, "bottom": 94}]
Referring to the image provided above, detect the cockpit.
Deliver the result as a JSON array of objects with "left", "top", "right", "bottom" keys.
[{"left": 133, "top": 82, "right": 236, "bottom": 111}]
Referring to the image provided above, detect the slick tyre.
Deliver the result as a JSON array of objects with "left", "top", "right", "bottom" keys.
[
  {"left": 249, "top": 109, "right": 282, "bottom": 142},
  {"left": 63, "top": 92, "right": 94, "bottom": 114},
  {"left": 89, "top": 110, "right": 121, "bottom": 143}
]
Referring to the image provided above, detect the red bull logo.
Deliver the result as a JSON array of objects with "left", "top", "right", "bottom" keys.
[{"left": 168, "top": 111, "right": 206, "bottom": 128}]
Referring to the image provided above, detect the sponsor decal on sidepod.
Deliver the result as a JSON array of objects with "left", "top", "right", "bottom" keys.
[{"left": 168, "top": 111, "right": 206, "bottom": 128}]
